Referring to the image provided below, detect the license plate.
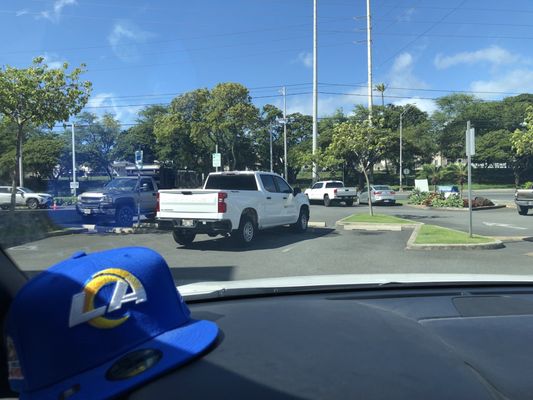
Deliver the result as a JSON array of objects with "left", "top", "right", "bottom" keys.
[
  {"left": 182, "top": 219, "right": 194, "bottom": 227},
  {"left": 83, "top": 209, "right": 92, "bottom": 215}
]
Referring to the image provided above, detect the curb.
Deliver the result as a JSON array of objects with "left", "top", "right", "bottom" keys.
[
  {"left": 403, "top": 204, "right": 506, "bottom": 212},
  {"left": 336, "top": 219, "right": 420, "bottom": 232},
  {"left": 405, "top": 224, "right": 504, "bottom": 250},
  {"left": 46, "top": 227, "right": 87, "bottom": 237},
  {"left": 309, "top": 221, "right": 326, "bottom": 228}
]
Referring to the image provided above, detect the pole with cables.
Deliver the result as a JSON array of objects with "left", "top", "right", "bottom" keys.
[
  {"left": 282, "top": 86, "right": 288, "bottom": 180},
  {"left": 366, "top": 0, "right": 373, "bottom": 125},
  {"left": 312, "top": 0, "right": 318, "bottom": 182}
]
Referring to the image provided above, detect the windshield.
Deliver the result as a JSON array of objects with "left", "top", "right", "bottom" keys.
[
  {"left": 18, "top": 187, "right": 34, "bottom": 193},
  {"left": 2, "top": 0, "right": 533, "bottom": 296},
  {"left": 104, "top": 179, "right": 137, "bottom": 191}
]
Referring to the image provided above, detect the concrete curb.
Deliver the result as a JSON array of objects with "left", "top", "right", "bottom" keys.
[
  {"left": 405, "top": 224, "right": 504, "bottom": 250},
  {"left": 403, "top": 204, "right": 506, "bottom": 212},
  {"left": 308, "top": 221, "right": 327, "bottom": 228},
  {"left": 336, "top": 219, "right": 420, "bottom": 232},
  {"left": 46, "top": 227, "right": 87, "bottom": 237}
]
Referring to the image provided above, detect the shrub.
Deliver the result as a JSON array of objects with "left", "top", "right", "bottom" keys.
[
  {"left": 53, "top": 196, "right": 77, "bottom": 206},
  {"left": 524, "top": 181, "right": 533, "bottom": 189}
]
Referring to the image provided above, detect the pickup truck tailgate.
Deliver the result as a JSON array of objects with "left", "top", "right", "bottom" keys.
[
  {"left": 158, "top": 190, "right": 220, "bottom": 215},
  {"left": 516, "top": 190, "right": 533, "bottom": 200}
]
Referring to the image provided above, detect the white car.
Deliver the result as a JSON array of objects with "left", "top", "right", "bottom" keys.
[
  {"left": 304, "top": 181, "right": 358, "bottom": 207},
  {"left": 358, "top": 185, "right": 396, "bottom": 205},
  {"left": 0, "top": 186, "right": 53, "bottom": 210},
  {"left": 157, "top": 171, "right": 310, "bottom": 246}
]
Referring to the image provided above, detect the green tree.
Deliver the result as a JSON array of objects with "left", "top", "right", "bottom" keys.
[
  {"left": 0, "top": 57, "right": 91, "bottom": 210},
  {"left": 76, "top": 112, "right": 120, "bottom": 179},
  {"left": 327, "top": 118, "right": 393, "bottom": 215},
  {"left": 444, "top": 162, "right": 467, "bottom": 195},
  {"left": 375, "top": 83, "right": 387, "bottom": 107},
  {"left": 510, "top": 105, "right": 533, "bottom": 185}
]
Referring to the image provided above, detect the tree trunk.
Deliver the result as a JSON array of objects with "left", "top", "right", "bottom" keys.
[
  {"left": 231, "top": 141, "right": 237, "bottom": 170},
  {"left": 381, "top": 93, "right": 384, "bottom": 107},
  {"left": 10, "top": 125, "right": 24, "bottom": 211},
  {"left": 361, "top": 162, "right": 373, "bottom": 216}
]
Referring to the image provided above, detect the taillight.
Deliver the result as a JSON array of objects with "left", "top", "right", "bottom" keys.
[
  {"left": 390, "top": 191, "right": 396, "bottom": 195},
  {"left": 218, "top": 192, "right": 227, "bottom": 213},
  {"left": 334, "top": 188, "right": 337, "bottom": 195},
  {"left": 374, "top": 191, "right": 382, "bottom": 195},
  {"left": 156, "top": 192, "right": 160, "bottom": 213}
]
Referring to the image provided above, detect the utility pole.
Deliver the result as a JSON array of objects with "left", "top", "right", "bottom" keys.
[
  {"left": 366, "top": 0, "right": 373, "bottom": 125},
  {"left": 282, "top": 86, "right": 288, "bottom": 180},
  {"left": 269, "top": 125, "right": 273, "bottom": 173},
  {"left": 312, "top": 0, "right": 318, "bottom": 182},
  {"left": 71, "top": 123, "right": 77, "bottom": 197}
]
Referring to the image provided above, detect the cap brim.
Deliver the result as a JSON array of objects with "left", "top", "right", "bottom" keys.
[{"left": 22, "top": 319, "right": 219, "bottom": 400}]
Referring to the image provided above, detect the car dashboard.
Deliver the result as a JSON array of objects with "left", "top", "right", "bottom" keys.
[{"left": 128, "top": 285, "right": 533, "bottom": 400}]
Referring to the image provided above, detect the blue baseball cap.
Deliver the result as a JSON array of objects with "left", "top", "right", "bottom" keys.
[{"left": 4, "top": 247, "right": 219, "bottom": 399}]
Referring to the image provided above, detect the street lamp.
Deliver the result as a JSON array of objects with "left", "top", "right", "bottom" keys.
[
  {"left": 63, "top": 122, "right": 77, "bottom": 196},
  {"left": 399, "top": 105, "right": 412, "bottom": 192}
]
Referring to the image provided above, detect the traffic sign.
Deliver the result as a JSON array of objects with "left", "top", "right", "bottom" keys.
[
  {"left": 135, "top": 150, "right": 143, "bottom": 170},
  {"left": 212, "top": 153, "right": 221, "bottom": 168},
  {"left": 70, "top": 182, "right": 79, "bottom": 189},
  {"left": 465, "top": 128, "right": 475, "bottom": 156},
  {"left": 403, "top": 168, "right": 410, "bottom": 175}
]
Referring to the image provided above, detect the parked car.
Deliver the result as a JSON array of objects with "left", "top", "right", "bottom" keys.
[
  {"left": 0, "top": 186, "right": 53, "bottom": 210},
  {"left": 436, "top": 185, "right": 460, "bottom": 199},
  {"left": 515, "top": 188, "right": 533, "bottom": 215},
  {"left": 304, "top": 181, "right": 358, "bottom": 207},
  {"left": 157, "top": 171, "right": 310, "bottom": 246},
  {"left": 358, "top": 185, "right": 396, "bottom": 205},
  {"left": 76, "top": 176, "right": 158, "bottom": 226}
]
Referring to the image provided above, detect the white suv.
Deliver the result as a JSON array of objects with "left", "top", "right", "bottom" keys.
[{"left": 0, "top": 186, "right": 53, "bottom": 210}]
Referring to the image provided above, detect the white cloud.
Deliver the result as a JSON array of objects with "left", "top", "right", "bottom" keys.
[
  {"left": 38, "top": 0, "right": 76, "bottom": 22},
  {"left": 469, "top": 69, "right": 533, "bottom": 99},
  {"left": 434, "top": 45, "right": 520, "bottom": 69},
  {"left": 41, "top": 53, "right": 66, "bottom": 69},
  {"left": 16, "top": 9, "right": 29, "bottom": 17},
  {"left": 295, "top": 51, "right": 313, "bottom": 68},
  {"left": 108, "top": 21, "right": 154, "bottom": 62},
  {"left": 397, "top": 7, "right": 415, "bottom": 22},
  {"left": 87, "top": 93, "right": 142, "bottom": 123},
  {"left": 389, "top": 52, "right": 429, "bottom": 89},
  {"left": 392, "top": 98, "right": 437, "bottom": 114}
]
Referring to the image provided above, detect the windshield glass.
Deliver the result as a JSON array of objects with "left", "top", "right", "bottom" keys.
[
  {"left": 19, "top": 187, "right": 34, "bottom": 193},
  {"left": 1, "top": 0, "right": 533, "bottom": 295},
  {"left": 104, "top": 179, "right": 137, "bottom": 191}
]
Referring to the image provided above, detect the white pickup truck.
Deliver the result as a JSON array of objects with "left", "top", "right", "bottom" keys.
[
  {"left": 304, "top": 181, "right": 358, "bottom": 207},
  {"left": 157, "top": 171, "right": 310, "bottom": 246}
]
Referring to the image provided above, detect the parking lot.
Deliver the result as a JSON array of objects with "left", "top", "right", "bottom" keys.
[{"left": 6, "top": 198, "right": 533, "bottom": 285}]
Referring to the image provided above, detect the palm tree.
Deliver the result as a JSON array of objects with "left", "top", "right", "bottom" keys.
[
  {"left": 418, "top": 163, "right": 442, "bottom": 191},
  {"left": 375, "top": 83, "right": 387, "bottom": 107},
  {"left": 445, "top": 162, "right": 468, "bottom": 196}
]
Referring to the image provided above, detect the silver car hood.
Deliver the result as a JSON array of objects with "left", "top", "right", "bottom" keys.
[{"left": 178, "top": 273, "right": 533, "bottom": 300}]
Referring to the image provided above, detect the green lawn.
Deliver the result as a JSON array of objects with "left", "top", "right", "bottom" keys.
[
  {"left": 470, "top": 183, "right": 516, "bottom": 190},
  {"left": 342, "top": 213, "right": 414, "bottom": 224},
  {"left": 414, "top": 224, "right": 494, "bottom": 244}
]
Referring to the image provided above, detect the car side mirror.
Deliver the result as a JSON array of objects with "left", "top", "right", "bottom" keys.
[{"left": 293, "top": 187, "right": 301, "bottom": 196}]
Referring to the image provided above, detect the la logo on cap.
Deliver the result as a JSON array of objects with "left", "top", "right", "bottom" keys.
[{"left": 69, "top": 268, "right": 147, "bottom": 329}]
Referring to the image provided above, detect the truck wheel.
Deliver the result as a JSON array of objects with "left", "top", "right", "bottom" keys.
[
  {"left": 232, "top": 215, "right": 256, "bottom": 246},
  {"left": 292, "top": 208, "right": 309, "bottom": 233},
  {"left": 345, "top": 199, "right": 354, "bottom": 207},
  {"left": 0, "top": 204, "right": 9, "bottom": 210},
  {"left": 518, "top": 206, "right": 528, "bottom": 216},
  {"left": 324, "top": 195, "right": 331, "bottom": 207},
  {"left": 26, "top": 198, "right": 39, "bottom": 210},
  {"left": 173, "top": 230, "right": 196, "bottom": 246},
  {"left": 115, "top": 206, "right": 134, "bottom": 227}
]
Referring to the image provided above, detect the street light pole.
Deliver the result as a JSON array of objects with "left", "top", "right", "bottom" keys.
[
  {"left": 71, "top": 123, "right": 77, "bottom": 197},
  {"left": 282, "top": 86, "right": 288, "bottom": 180},
  {"left": 399, "top": 112, "right": 403, "bottom": 192},
  {"left": 366, "top": 0, "right": 373, "bottom": 125}
]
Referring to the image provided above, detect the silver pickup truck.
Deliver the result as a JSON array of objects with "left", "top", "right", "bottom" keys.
[
  {"left": 76, "top": 176, "right": 158, "bottom": 226},
  {"left": 515, "top": 188, "right": 533, "bottom": 215}
]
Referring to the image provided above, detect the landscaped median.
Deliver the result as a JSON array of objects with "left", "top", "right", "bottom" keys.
[{"left": 337, "top": 213, "right": 503, "bottom": 250}]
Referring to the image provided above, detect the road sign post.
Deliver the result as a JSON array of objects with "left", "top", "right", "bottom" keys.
[
  {"left": 466, "top": 122, "right": 475, "bottom": 238},
  {"left": 212, "top": 152, "right": 221, "bottom": 171},
  {"left": 135, "top": 150, "right": 143, "bottom": 228}
]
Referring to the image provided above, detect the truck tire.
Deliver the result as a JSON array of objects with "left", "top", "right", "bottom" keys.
[
  {"left": 232, "top": 215, "right": 256, "bottom": 246},
  {"left": 26, "top": 198, "right": 39, "bottom": 210},
  {"left": 345, "top": 199, "right": 354, "bottom": 207},
  {"left": 518, "top": 206, "right": 528, "bottom": 216},
  {"left": 292, "top": 207, "right": 309, "bottom": 233},
  {"left": 324, "top": 194, "right": 331, "bottom": 207},
  {"left": 115, "top": 205, "right": 134, "bottom": 227},
  {"left": 173, "top": 230, "right": 196, "bottom": 246}
]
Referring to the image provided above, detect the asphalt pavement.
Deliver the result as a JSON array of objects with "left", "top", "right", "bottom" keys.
[{"left": 6, "top": 202, "right": 533, "bottom": 285}]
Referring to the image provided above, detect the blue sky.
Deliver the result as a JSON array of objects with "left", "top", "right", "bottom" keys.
[{"left": 2, "top": 0, "right": 533, "bottom": 124}]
